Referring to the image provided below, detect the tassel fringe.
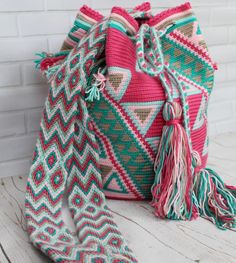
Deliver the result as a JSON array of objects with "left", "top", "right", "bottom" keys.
[
  {"left": 85, "top": 84, "right": 101, "bottom": 102},
  {"left": 85, "top": 68, "right": 106, "bottom": 102},
  {"left": 34, "top": 52, "right": 47, "bottom": 69},
  {"left": 34, "top": 52, "right": 68, "bottom": 81},
  {"left": 151, "top": 101, "right": 236, "bottom": 230},
  {"left": 194, "top": 168, "right": 236, "bottom": 230},
  {"left": 151, "top": 101, "right": 197, "bottom": 220}
]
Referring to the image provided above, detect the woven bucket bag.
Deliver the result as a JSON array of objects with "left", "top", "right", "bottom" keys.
[
  {"left": 25, "top": 2, "right": 236, "bottom": 263},
  {"left": 86, "top": 2, "right": 235, "bottom": 225}
]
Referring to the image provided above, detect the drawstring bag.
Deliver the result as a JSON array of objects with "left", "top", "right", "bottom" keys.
[
  {"left": 87, "top": 2, "right": 235, "bottom": 227},
  {"left": 25, "top": 2, "right": 236, "bottom": 263},
  {"left": 35, "top": 3, "right": 151, "bottom": 82},
  {"left": 25, "top": 3, "right": 151, "bottom": 263}
]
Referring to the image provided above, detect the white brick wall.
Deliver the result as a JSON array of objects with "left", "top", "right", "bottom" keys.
[{"left": 0, "top": 0, "right": 236, "bottom": 178}]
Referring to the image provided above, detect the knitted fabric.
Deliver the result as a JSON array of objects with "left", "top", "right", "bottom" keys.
[
  {"left": 34, "top": 5, "right": 104, "bottom": 81},
  {"left": 60, "top": 6, "right": 104, "bottom": 52},
  {"left": 88, "top": 2, "right": 214, "bottom": 199},
  {"left": 25, "top": 3, "right": 151, "bottom": 263},
  {"left": 25, "top": 2, "right": 236, "bottom": 263},
  {"left": 87, "top": 2, "right": 235, "bottom": 227}
]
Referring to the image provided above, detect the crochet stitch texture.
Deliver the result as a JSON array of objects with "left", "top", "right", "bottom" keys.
[
  {"left": 89, "top": 2, "right": 214, "bottom": 200},
  {"left": 25, "top": 2, "right": 236, "bottom": 263},
  {"left": 25, "top": 3, "right": 150, "bottom": 263}
]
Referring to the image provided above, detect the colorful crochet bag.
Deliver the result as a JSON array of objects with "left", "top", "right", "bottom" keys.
[
  {"left": 87, "top": 1, "right": 235, "bottom": 228},
  {"left": 25, "top": 3, "right": 151, "bottom": 263},
  {"left": 25, "top": 2, "right": 236, "bottom": 263}
]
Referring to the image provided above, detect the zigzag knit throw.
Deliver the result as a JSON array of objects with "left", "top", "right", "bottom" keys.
[{"left": 25, "top": 2, "right": 236, "bottom": 263}]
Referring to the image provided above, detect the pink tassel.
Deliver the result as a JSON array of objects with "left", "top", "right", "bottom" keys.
[{"left": 151, "top": 101, "right": 198, "bottom": 220}]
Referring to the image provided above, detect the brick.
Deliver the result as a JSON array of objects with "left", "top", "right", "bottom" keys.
[
  {"left": 208, "top": 45, "right": 236, "bottom": 64},
  {"left": 216, "top": 119, "right": 236, "bottom": 135},
  {"left": 229, "top": 26, "right": 236, "bottom": 44},
  {"left": 91, "top": 0, "right": 142, "bottom": 9},
  {"left": 149, "top": 0, "right": 187, "bottom": 8},
  {"left": 0, "top": 38, "right": 47, "bottom": 62},
  {"left": 0, "top": 64, "right": 21, "bottom": 87},
  {"left": 0, "top": 0, "right": 44, "bottom": 12},
  {"left": 26, "top": 108, "right": 43, "bottom": 132},
  {"left": 211, "top": 7, "right": 236, "bottom": 25},
  {"left": 208, "top": 101, "right": 233, "bottom": 123},
  {"left": 91, "top": 0, "right": 223, "bottom": 11},
  {"left": 69, "top": 11, "right": 79, "bottom": 25},
  {"left": 150, "top": 0, "right": 226, "bottom": 7},
  {"left": 210, "top": 82, "right": 236, "bottom": 103},
  {"left": 0, "top": 158, "right": 30, "bottom": 178},
  {"left": 202, "top": 26, "right": 228, "bottom": 46},
  {"left": 0, "top": 15, "right": 17, "bottom": 37},
  {"left": 0, "top": 85, "right": 48, "bottom": 112},
  {"left": 229, "top": 0, "right": 236, "bottom": 5},
  {"left": 213, "top": 64, "right": 227, "bottom": 84},
  {"left": 191, "top": 0, "right": 225, "bottom": 6},
  {"left": 227, "top": 63, "right": 236, "bottom": 81},
  {"left": 22, "top": 62, "right": 45, "bottom": 85},
  {"left": 48, "top": 35, "right": 66, "bottom": 53},
  {"left": 0, "top": 112, "right": 25, "bottom": 137},
  {"left": 18, "top": 13, "right": 70, "bottom": 36},
  {"left": 47, "top": 0, "right": 91, "bottom": 10},
  {"left": 194, "top": 8, "right": 210, "bottom": 26},
  {"left": 233, "top": 100, "right": 236, "bottom": 115},
  {"left": 0, "top": 134, "right": 37, "bottom": 162}
]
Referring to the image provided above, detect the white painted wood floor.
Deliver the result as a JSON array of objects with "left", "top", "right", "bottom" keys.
[{"left": 0, "top": 132, "right": 236, "bottom": 263}]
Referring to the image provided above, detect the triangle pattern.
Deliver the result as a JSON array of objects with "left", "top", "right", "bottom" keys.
[
  {"left": 121, "top": 101, "right": 164, "bottom": 135},
  {"left": 103, "top": 172, "right": 129, "bottom": 194},
  {"left": 106, "top": 66, "right": 131, "bottom": 101},
  {"left": 196, "top": 24, "right": 202, "bottom": 35},
  {"left": 100, "top": 164, "right": 113, "bottom": 180},
  {"left": 193, "top": 95, "right": 206, "bottom": 131},
  {"left": 177, "top": 22, "right": 194, "bottom": 38},
  {"left": 184, "top": 81, "right": 202, "bottom": 97},
  {"left": 146, "top": 137, "right": 160, "bottom": 152}
]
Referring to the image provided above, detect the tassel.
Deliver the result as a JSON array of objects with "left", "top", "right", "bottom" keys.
[
  {"left": 34, "top": 52, "right": 67, "bottom": 81},
  {"left": 34, "top": 52, "right": 48, "bottom": 69},
  {"left": 85, "top": 68, "right": 106, "bottom": 102},
  {"left": 226, "top": 185, "right": 236, "bottom": 198},
  {"left": 151, "top": 101, "right": 198, "bottom": 220},
  {"left": 85, "top": 84, "right": 101, "bottom": 102},
  {"left": 194, "top": 168, "right": 236, "bottom": 229}
]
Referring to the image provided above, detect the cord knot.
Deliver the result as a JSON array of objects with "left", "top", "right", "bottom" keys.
[{"left": 163, "top": 101, "right": 182, "bottom": 125}]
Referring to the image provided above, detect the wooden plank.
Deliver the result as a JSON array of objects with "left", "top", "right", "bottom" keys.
[{"left": 0, "top": 132, "right": 236, "bottom": 263}]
